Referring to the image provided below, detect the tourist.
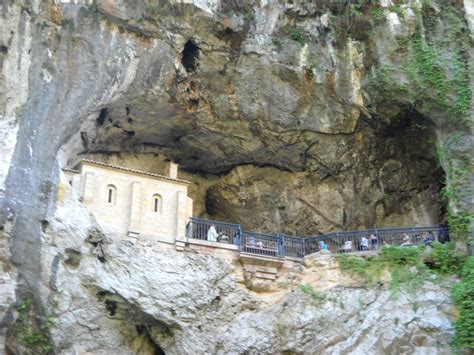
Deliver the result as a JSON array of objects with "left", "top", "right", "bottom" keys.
[
  {"left": 369, "top": 233, "right": 378, "bottom": 249},
  {"left": 343, "top": 240, "right": 352, "bottom": 253},
  {"left": 424, "top": 231, "right": 435, "bottom": 247},
  {"left": 360, "top": 236, "right": 369, "bottom": 251},
  {"left": 438, "top": 224, "right": 449, "bottom": 243},
  {"left": 319, "top": 241, "right": 328, "bottom": 251},
  {"left": 247, "top": 236, "right": 256, "bottom": 246},
  {"left": 207, "top": 224, "right": 218, "bottom": 242},
  {"left": 401, "top": 233, "right": 411, "bottom": 246},
  {"left": 218, "top": 232, "right": 230, "bottom": 243}
]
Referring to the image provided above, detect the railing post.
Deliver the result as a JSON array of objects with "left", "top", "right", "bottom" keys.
[
  {"left": 237, "top": 225, "right": 242, "bottom": 251},
  {"left": 278, "top": 235, "right": 285, "bottom": 257},
  {"left": 186, "top": 221, "right": 191, "bottom": 242},
  {"left": 303, "top": 238, "right": 306, "bottom": 257}
]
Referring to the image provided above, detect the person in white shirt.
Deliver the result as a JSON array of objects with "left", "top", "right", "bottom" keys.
[
  {"left": 369, "top": 233, "right": 378, "bottom": 249},
  {"left": 360, "top": 236, "right": 369, "bottom": 251},
  {"left": 207, "top": 225, "right": 218, "bottom": 242},
  {"left": 343, "top": 240, "right": 353, "bottom": 252},
  {"left": 401, "top": 233, "right": 412, "bottom": 246}
]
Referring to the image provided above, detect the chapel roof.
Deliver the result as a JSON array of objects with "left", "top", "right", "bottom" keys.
[{"left": 64, "top": 159, "right": 191, "bottom": 185}]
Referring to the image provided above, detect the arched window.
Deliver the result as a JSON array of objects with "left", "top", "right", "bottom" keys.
[
  {"left": 153, "top": 194, "right": 162, "bottom": 213},
  {"left": 107, "top": 185, "right": 117, "bottom": 204}
]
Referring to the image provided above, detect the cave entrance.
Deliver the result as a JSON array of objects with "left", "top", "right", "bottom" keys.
[
  {"left": 181, "top": 40, "right": 199, "bottom": 73},
  {"left": 372, "top": 107, "right": 446, "bottom": 226}
]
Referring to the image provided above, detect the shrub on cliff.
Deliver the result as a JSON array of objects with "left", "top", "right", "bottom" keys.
[
  {"left": 338, "top": 246, "right": 429, "bottom": 293},
  {"left": 452, "top": 257, "right": 474, "bottom": 349},
  {"left": 338, "top": 245, "right": 467, "bottom": 295},
  {"left": 425, "top": 242, "right": 467, "bottom": 275}
]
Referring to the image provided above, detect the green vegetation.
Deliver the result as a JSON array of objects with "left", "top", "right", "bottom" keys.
[
  {"left": 338, "top": 253, "right": 373, "bottom": 281},
  {"left": 444, "top": 9, "right": 471, "bottom": 120},
  {"left": 339, "top": 246, "right": 430, "bottom": 294},
  {"left": 406, "top": 6, "right": 470, "bottom": 127},
  {"left": 338, "top": 240, "right": 471, "bottom": 348},
  {"left": 225, "top": 10, "right": 236, "bottom": 17},
  {"left": 338, "top": 4, "right": 472, "bottom": 348},
  {"left": 299, "top": 284, "right": 328, "bottom": 303},
  {"left": 367, "top": 4, "right": 471, "bottom": 250},
  {"left": 283, "top": 25, "right": 307, "bottom": 46},
  {"left": 305, "top": 67, "right": 315, "bottom": 80},
  {"left": 338, "top": 244, "right": 466, "bottom": 295},
  {"left": 408, "top": 32, "right": 449, "bottom": 105},
  {"left": 437, "top": 136, "right": 472, "bottom": 245},
  {"left": 16, "top": 298, "right": 56, "bottom": 354},
  {"left": 452, "top": 257, "right": 474, "bottom": 349},
  {"left": 145, "top": 1, "right": 161, "bottom": 17},
  {"left": 61, "top": 19, "right": 75, "bottom": 32},
  {"left": 367, "top": 66, "right": 410, "bottom": 107},
  {"left": 388, "top": 5, "right": 404, "bottom": 18},
  {"left": 243, "top": 9, "right": 254, "bottom": 22},
  {"left": 368, "top": 5, "right": 471, "bottom": 129},
  {"left": 447, "top": 210, "right": 472, "bottom": 244},
  {"left": 370, "top": 8, "right": 385, "bottom": 25},
  {"left": 426, "top": 242, "right": 467, "bottom": 274},
  {"left": 277, "top": 280, "right": 290, "bottom": 289},
  {"left": 328, "top": 3, "right": 372, "bottom": 43},
  {"left": 271, "top": 37, "right": 282, "bottom": 49}
]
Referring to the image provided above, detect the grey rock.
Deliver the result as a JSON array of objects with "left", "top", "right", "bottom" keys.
[{"left": 0, "top": 0, "right": 470, "bottom": 353}]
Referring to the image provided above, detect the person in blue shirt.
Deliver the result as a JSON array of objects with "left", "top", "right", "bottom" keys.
[
  {"left": 423, "top": 231, "right": 435, "bottom": 246},
  {"left": 319, "top": 241, "right": 328, "bottom": 251}
]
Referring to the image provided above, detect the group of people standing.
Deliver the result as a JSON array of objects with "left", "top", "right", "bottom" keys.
[
  {"left": 339, "top": 231, "right": 438, "bottom": 253},
  {"left": 207, "top": 224, "right": 230, "bottom": 243},
  {"left": 205, "top": 223, "right": 442, "bottom": 255},
  {"left": 401, "top": 231, "right": 436, "bottom": 246},
  {"left": 340, "top": 233, "right": 378, "bottom": 253}
]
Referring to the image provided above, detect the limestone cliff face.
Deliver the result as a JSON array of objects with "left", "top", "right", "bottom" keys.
[
  {"left": 0, "top": 0, "right": 471, "bottom": 353},
  {"left": 3, "top": 0, "right": 463, "bottom": 236},
  {"left": 1, "top": 197, "right": 455, "bottom": 354}
]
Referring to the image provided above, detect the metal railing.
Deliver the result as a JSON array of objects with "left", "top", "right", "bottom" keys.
[
  {"left": 281, "top": 235, "right": 305, "bottom": 258},
  {"left": 304, "top": 238, "right": 322, "bottom": 255},
  {"left": 185, "top": 217, "right": 449, "bottom": 259},
  {"left": 319, "top": 227, "right": 448, "bottom": 254},
  {"left": 241, "top": 231, "right": 283, "bottom": 257},
  {"left": 186, "top": 217, "right": 241, "bottom": 245}
]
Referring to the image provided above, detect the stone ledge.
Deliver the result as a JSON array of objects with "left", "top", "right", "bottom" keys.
[
  {"left": 239, "top": 253, "right": 285, "bottom": 268},
  {"left": 255, "top": 272, "right": 277, "bottom": 280},
  {"left": 244, "top": 264, "right": 278, "bottom": 274},
  {"left": 186, "top": 238, "right": 239, "bottom": 251}
]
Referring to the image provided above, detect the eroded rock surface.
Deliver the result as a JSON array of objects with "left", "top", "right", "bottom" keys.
[
  {"left": 0, "top": 0, "right": 471, "bottom": 353},
  {"left": 1, "top": 195, "right": 454, "bottom": 354}
]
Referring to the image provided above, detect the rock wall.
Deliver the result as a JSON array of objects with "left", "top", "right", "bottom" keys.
[
  {"left": 2, "top": 194, "right": 456, "bottom": 354},
  {"left": 0, "top": 0, "right": 471, "bottom": 353}
]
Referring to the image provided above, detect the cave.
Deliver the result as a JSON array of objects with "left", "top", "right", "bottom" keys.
[
  {"left": 55, "top": 49, "right": 447, "bottom": 236},
  {"left": 181, "top": 40, "right": 199, "bottom": 73},
  {"left": 62, "top": 95, "right": 444, "bottom": 237}
]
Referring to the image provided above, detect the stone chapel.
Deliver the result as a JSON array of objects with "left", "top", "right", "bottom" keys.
[{"left": 63, "top": 160, "right": 193, "bottom": 244}]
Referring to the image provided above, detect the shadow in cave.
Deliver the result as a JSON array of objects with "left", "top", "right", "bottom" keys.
[
  {"left": 181, "top": 40, "right": 199, "bottom": 73},
  {"left": 369, "top": 107, "right": 446, "bottom": 222}
]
